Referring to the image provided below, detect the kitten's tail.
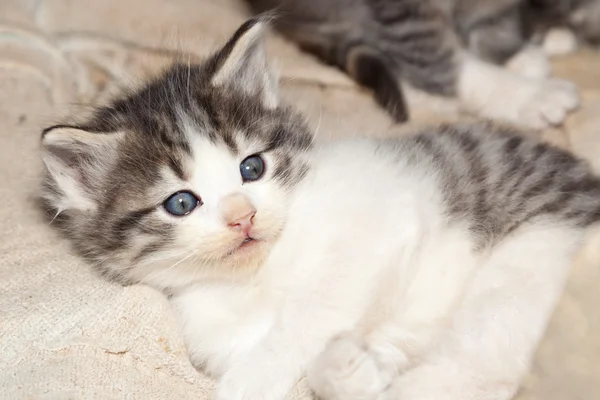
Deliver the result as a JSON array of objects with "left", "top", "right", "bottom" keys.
[
  {"left": 338, "top": 42, "right": 408, "bottom": 123},
  {"left": 244, "top": 2, "right": 409, "bottom": 123},
  {"left": 279, "top": 26, "right": 410, "bottom": 123}
]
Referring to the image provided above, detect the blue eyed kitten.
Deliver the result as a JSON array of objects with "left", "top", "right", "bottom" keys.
[{"left": 41, "top": 19, "right": 600, "bottom": 400}]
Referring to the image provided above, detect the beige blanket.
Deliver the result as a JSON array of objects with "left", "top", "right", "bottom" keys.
[{"left": 1, "top": 0, "right": 599, "bottom": 398}]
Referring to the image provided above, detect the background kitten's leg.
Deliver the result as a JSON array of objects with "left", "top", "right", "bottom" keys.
[
  {"left": 505, "top": 45, "right": 551, "bottom": 79},
  {"left": 457, "top": 52, "right": 579, "bottom": 130},
  {"left": 383, "top": 224, "right": 584, "bottom": 400}
]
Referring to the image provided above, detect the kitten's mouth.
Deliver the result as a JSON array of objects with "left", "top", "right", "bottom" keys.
[
  {"left": 226, "top": 236, "right": 259, "bottom": 256},
  {"left": 225, "top": 235, "right": 263, "bottom": 259},
  {"left": 240, "top": 237, "right": 257, "bottom": 248}
]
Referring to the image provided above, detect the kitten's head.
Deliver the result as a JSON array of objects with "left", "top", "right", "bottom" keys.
[{"left": 40, "top": 19, "right": 313, "bottom": 290}]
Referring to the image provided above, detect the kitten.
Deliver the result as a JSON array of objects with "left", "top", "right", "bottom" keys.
[
  {"left": 40, "top": 19, "right": 600, "bottom": 400},
  {"left": 245, "top": 0, "right": 596, "bottom": 128}
]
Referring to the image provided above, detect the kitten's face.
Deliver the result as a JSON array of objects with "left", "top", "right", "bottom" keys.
[{"left": 40, "top": 20, "right": 313, "bottom": 290}]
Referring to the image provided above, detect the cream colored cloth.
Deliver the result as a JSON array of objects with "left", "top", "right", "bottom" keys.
[{"left": 1, "top": 1, "right": 599, "bottom": 399}]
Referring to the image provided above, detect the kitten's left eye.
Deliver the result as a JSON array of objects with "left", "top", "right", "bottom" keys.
[
  {"left": 240, "top": 155, "right": 265, "bottom": 182},
  {"left": 163, "top": 191, "right": 201, "bottom": 216}
]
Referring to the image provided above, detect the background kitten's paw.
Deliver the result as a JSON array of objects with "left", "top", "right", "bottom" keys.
[
  {"left": 543, "top": 28, "right": 579, "bottom": 57},
  {"left": 519, "top": 79, "right": 579, "bottom": 130},
  {"left": 307, "top": 333, "right": 388, "bottom": 400}
]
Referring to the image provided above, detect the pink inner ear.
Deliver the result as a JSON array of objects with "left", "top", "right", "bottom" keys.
[
  {"left": 46, "top": 145, "right": 91, "bottom": 185},
  {"left": 46, "top": 145, "right": 80, "bottom": 168}
]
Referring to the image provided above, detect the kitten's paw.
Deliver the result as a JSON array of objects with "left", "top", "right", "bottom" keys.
[
  {"left": 460, "top": 55, "right": 579, "bottom": 130},
  {"left": 506, "top": 46, "right": 551, "bottom": 80},
  {"left": 307, "top": 333, "right": 392, "bottom": 400},
  {"left": 518, "top": 79, "right": 579, "bottom": 130},
  {"left": 214, "top": 379, "right": 278, "bottom": 400},
  {"left": 215, "top": 366, "right": 288, "bottom": 400},
  {"left": 543, "top": 28, "right": 579, "bottom": 57}
]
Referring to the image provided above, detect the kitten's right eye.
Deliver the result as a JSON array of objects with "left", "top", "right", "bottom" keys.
[
  {"left": 163, "top": 191, "right": 201, "bottom": 216},
  {"left": 240, "top": 154, "right": 265, "bottom": 182}
]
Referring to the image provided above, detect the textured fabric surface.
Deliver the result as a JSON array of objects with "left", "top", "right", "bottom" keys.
[{"left": 0, "top": 1, "right": 599, "bottom": 399}]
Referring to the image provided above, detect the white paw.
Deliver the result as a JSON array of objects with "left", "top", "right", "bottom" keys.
[
  {"left": 506, "top": 46, "right": 551, "bottom": 79},
  {"left": 517, "top": 79, "right": 580, "bottom": 130},
  {"left": 215, "top": 366, "right": 289, "bottom": 400},
  {"left": 458, "top": 55, "right": 580, "bottom": 130},
  {"left": 543, "top": 28, "right": 579, "bottom": 57},
  {"left": 307, "top": 333, "right": 392, "bottom": 400}
]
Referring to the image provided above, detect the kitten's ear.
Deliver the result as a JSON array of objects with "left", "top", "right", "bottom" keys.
[
  {"left": 41, "top": 126, "right": 123, "bottom": 212},
  {"left": 211, "top": 18, "right": 278, "bottom": 109}
]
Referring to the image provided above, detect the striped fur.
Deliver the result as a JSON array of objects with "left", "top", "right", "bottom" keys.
[
  {"left": 246, "top": 0, "right": 600, "bottom": 122},
  {"left": 40, "top": 20, "right": 313, "bottom": 286},
  {"left": 38, "top": 16, "right": 600, "bottom": 293},
  {"left": 394, "top": 122, "right": 600, "bottom": 247}
]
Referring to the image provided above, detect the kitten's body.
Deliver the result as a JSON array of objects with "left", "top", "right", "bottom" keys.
[
  {"left": 246, "top": 0, "right": 598, "bottom": 128},
  {"left": 40, "top": 20, "right": 600, "bottom": 400},
  {"left": 174, "top": 125, "right": 598, "bottom": 400}
]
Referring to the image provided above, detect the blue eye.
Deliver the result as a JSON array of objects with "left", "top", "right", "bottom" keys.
[
  {"left": 240, "top": 155, "right": 265, "bottom": 182},
  {"left": 163, "top": 191, "right": 201, "bottom": 216}
]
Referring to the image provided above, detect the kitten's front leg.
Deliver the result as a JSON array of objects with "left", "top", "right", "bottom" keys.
[
  {"left": 377, "top": 225, "right": 582, "bottom": 400},
  {"left": 215, "top": 316, "right": 341, "bottom": 400},
  {"left": 308, "top": 332, "right": 394, "bottom": 400},
  {"left": 309, "top": 228, "right": 481, "bottom": 400},
  {"left": 215, "top": 337, "right": 299, "bottom": 400},
  {"left": 366, "top": 228, "right": 481, "bottom": 372}
]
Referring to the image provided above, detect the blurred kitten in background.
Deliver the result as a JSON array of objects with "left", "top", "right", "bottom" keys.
[{"left": 246, "top": 0, "right": 600, "bottom": 128}]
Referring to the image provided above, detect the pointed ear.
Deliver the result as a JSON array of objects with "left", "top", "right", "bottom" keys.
[
  {"left": 41, "top": 126, "right": 123, "bottom": 212},
  {"left": 211, "top": 18, "right": 278, "bottom": 109}
]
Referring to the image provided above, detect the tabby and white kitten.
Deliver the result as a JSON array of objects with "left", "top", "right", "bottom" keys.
[
  {"left": 246, "top": 0, "right": 598, "bottom": 128},
  {"left": 40, "top": 19, "right": 600, "bottom": 400}
]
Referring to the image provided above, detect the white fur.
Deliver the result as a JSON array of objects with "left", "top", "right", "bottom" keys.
[
  {"left": 42, "top": 22, "right": 585, "bottom": 398},
  {"left": 543, "top": 28, "right": 579, "bottom": 57},
  {"left": 457, "top": 52, "right": 579, "bottom": 130},
  {"left": 169, "top": 138, "right": 585, "bottom": 400},
  {"left": 309, "top": 223, "right": 582, "bottom": 400},
  {"left": 506, "top": 45, "right": 551, "bottom": 80}
]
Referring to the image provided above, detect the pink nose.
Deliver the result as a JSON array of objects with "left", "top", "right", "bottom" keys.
[
  {"left": 228, "top": 210, "right": 256, "bottom": 236},
  {"left": 220, "top": 193, "right": 257, "bottom": 236}
]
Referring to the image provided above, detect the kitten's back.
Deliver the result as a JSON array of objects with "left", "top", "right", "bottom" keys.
[{"left": 397, "top": 122, "right": 600, "bottom": 247}]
